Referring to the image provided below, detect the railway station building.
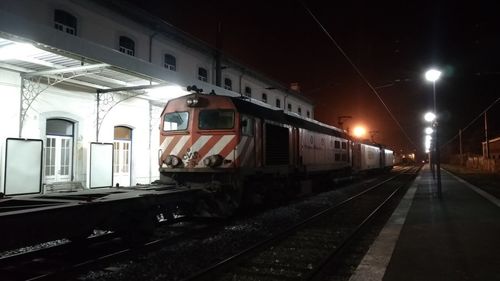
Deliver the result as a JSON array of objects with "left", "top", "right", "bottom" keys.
[{"left": 0, "top": 0, "right": 313, "bottom": 195}]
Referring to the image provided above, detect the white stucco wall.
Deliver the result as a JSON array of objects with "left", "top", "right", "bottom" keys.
[{"left": 0, "top": 70, "right": 22, "bottom": 193}]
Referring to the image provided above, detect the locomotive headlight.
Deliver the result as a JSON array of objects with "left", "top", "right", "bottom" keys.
[
  {"left": 165, "top": 155, "right": 181, "bottom": 167},
  {"left": 186, "top": 97, "right": 199, "bottom": 107},
  {"left": 170, "top": 155, "right": 181, "bottom": 167},
  {"left": 203, "top": 154, "right": 223, "bottom": 167}
]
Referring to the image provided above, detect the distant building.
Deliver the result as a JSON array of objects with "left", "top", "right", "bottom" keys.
[{"left": 482, "top": 137, "right": 500, "bottom": 160}]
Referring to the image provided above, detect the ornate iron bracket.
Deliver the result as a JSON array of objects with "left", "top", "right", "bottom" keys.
[
  {"left": 95, "top": 90, "right": 144, "bottom": 142},
  {"left": 18, "top": 64, "right": 108, "bottom": 137}
]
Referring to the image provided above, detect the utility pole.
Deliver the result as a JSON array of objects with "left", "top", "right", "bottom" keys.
[
  {"left": 485, "top": 112, "right": 490, "bottom": 159},
  {"left": 369, "top": 130, "right": 379, "bottom": 143},
  {"left": 459, "top": 129, "right": 463, "bottom": 166},
  {"left": 337, "top": 116, "right": 352, "bottom": 131},
  {"left": 215, "top": 21, "right": 222, "bottom": 87}
]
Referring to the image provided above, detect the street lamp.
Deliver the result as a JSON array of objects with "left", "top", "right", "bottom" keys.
[
  {"left": 425, "top": 68, "right": 442, "bottom": 199},
  {"left": 424, "top": 112, "right": 436, "bottom": 122},
  {"left": 353, "top": 126, "right": 367, "bottom": 139}
]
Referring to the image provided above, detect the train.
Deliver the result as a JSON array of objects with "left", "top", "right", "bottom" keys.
[
  {"left": 158, "top": 86, "right": 394, "bottom": 214},
  {"left": 0, "top": 86, "right": 394, "bottom": 251}
]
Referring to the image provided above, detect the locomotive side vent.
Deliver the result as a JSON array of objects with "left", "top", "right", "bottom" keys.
[{"left": 265, "top": 123, "right": 289, "bottom": 165}]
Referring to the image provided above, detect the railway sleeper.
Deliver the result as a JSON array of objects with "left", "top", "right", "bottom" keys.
[{"left": 113, "top": 208, "right": 158, "bottom": 245}]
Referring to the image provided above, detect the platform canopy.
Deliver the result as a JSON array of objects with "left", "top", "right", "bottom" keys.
[{"left": 0, "top": 36, "right": 189, "bottom": 103}]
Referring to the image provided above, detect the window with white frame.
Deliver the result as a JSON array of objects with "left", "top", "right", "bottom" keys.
[
  {"left": 224, "top": 78, "right": 232, "bottom": 90},
  {"left": 164, "top": 54, "right": 176, "bottom": 71},
  {"left": 262, "top": 93, "right": 267, "bottom": 103},
  {"left": 54, "top": 9, "right": 77, "bottom": 35},
  {"left": 275, "top": 98, "right": 281, "bottom": 108},
  {"left": 198, "top": 67, "right": 208, "bottom": 82},
  {"left": 244, "top": 86, "right": 252, "bottom": 97},
  {"left": 119, "top": 36, "right": 135, "bottom": 56},
  {"left": 306, "top": 110, "right": 310, "bottom": 118},
  {"left": 287, "top": 103, "right": 292, "bottom": 111},
  {"left": 298, "top": 107, "right": 302, "bottom": 115}
]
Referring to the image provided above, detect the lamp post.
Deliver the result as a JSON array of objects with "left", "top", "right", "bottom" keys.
[
  {"left": 338, "top": 115, "right": 352, "bottom": 132},
  {"left": 424, "top": 126, "right": 434, "bottom": 178},
  {"left": 425, "top": 69, "right": 442, "bottom": 199}
]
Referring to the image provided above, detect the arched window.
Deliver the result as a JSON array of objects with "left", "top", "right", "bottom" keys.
[
  {"left": 114, "top": 126, "right": 132, "bottom": 140},
  {"left": 224, "top": 78, "right": 232, "bottom": 90},
  {"left": 46, "top": 119, "right": 74, "bottom": 136},
  {"left": 198, "top": 67, "right": 208, "bottom": 82},
  {"left": 262, "top": 93, "right": 267, "bottom": 103},
  {"left": 164, "top": 54, "right": 176, "bottom": 71},
  {"left": 244, "top": 86, "right": 252, "bottom": 97},
  {"left": 275, "top": 98, "right": 281, "bottom": 108},
  {"left": 54, "top": 9, "right": 77, "bottom": 35},
  {"left": 119, "top": 36, "right": 135, "bottom": 56}
]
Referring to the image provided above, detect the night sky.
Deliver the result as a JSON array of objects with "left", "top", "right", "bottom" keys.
[{"left": 123, "top": 0, "right": 500, "bottom": 159}]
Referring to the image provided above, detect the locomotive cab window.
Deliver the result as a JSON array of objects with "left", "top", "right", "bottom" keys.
[
  {"left": 241, "top": 115, "right": 254, "bottom": 136},
  {"left": 199, "top": 110, "right": 234, "bottom": 130},
  {"left": 163, "top": 111, "right": 189, "bottom": 131}
]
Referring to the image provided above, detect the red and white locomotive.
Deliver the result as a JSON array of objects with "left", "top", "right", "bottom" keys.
[{"left": 158, "top": 87, "right": 393, "bottom": 209}]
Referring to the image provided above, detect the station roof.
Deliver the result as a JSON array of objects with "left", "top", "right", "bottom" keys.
[{"left": 0, "top": 36, "right": 178, "bottom": 103}]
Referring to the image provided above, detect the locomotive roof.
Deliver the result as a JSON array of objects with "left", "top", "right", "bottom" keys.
[{"left": 230, "top": 96, "right": 350, "bottom": 139}]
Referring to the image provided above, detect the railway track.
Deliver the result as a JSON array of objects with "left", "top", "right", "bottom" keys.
[
  {"left": 0, "top": 217, "right": 221, "bottom": 281},
  {"left": 182, "top": 166, "right": 420, "bottom": 281},
  {"left": 0, "top": 167, "right": 419, "bottom": 281}
]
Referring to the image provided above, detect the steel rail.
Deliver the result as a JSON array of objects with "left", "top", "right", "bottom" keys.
[
  {"left": 305, "top": 169, "right": 418, "bottom": 280},
  {"left": 1, "top": 217, "right": 216, "bottom": 281},
  {"left": 181, "top": 166, "right": 418, "bottom": 281}
]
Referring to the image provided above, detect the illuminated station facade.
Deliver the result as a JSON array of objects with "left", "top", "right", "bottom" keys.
[{"left": 0, "top": 0, "right": 314, "bottom": 195}]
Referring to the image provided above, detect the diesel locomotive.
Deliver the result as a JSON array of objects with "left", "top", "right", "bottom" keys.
[{"left": 158, "top": 87, "right": 393, "bottom": 212}]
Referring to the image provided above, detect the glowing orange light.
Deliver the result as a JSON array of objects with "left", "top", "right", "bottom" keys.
[{"left": 353, "top": 126, "right": 366, "bottom": 138}]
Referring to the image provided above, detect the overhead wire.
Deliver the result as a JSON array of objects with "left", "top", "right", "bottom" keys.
[
  {"left": 441, "top": 96, "right": 500, "bottom": 148},
  {"left": 298, "top": 0, "right": 417, "bottom": 149}
]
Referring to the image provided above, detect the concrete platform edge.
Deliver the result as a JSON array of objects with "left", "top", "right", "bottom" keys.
[{"left": 443, "top": 169, "right": 500, "bottom": 208}]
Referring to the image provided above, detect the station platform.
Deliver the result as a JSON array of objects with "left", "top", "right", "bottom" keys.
[{"left": 349, "top": 164, "right": 500, "bottom": 281}]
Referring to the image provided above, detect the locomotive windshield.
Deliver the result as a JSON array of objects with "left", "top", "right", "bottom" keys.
[
  {"left": 163, "top": 111, "right": 189, "bottom": 131},
  {"left": 199, "top": 110, "right": 234, "bottom": 129}
]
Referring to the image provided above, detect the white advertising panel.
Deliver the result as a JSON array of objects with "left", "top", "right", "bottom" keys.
[
  {"left": 90, "top": 142, "right": 113, "bottom": 188},
  {"left": 4, "top": 138, "right": 43, "bottom": 195}
]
